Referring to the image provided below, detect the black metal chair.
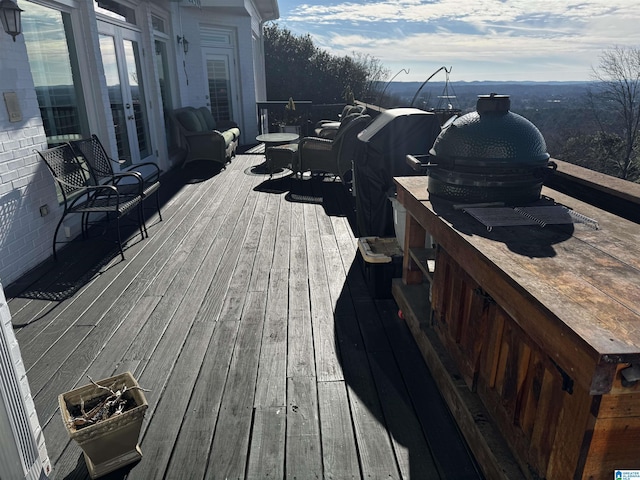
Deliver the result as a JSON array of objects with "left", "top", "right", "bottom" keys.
[
  {"left": 37, "top": 143, "right": 145, "bottom": 260},
  {"left": 70, "top": 134, "right": 162, "bottom": 237}
]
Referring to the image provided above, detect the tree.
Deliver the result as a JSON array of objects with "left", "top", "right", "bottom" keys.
[
  {"left": 263, "top": 24, "right": 316, "bottom": 101},
  {"left": 348, "top": 52, "right": 389, "bottom": 103},
  {"left": 588, "top": 46, "right": 640, "bottom": 180},
  {"left": 263, "top": 24, "right": 388, "bottom": 104},
  {"left": 560, "top": 131, "right": 628, "bottom": 177}
]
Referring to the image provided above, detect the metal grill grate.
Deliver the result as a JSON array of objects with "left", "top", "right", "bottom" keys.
[{"left": 464, "top": 205, "right": 599, "bottom": 231}]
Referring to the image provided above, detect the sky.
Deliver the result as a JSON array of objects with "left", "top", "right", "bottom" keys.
[{"left": 273, "top": 0, "right": 640, "bottom": 83}]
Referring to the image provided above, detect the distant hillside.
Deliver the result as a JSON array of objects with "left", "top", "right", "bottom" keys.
[
  {"left": 376, "top": 81, "right": 613, "bottom": 168},
  {"left": 382, "top": 81, "right": 593, "bottom": 113}
]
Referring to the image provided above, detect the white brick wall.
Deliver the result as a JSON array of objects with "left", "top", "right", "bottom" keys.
[{"left": 0, "top": 32, "right": 55, "bottom": 287}]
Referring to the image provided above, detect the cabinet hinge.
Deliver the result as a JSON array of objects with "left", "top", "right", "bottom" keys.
[{"left": 550, "top": 358, "right": 574, "bottom": 394}]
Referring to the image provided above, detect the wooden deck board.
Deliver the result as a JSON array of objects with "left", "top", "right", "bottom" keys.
[
  {"left": 164, "top": 320, "right": 241, "bottom": 480},
  {"left": 206, "top": 317, "right": 263, "bottom": 479},
  {"left": 246, "top": 406, "right": 286, "bottom": 479},
  {"left": 254, "top": 267, "right": 289, "bottom": 408},
  {"left": 317, "top": 380, "right": 361, "bottom": 479},
  {"left": 285, "top": 376, "right": 323, "bottom": 478},
  {"left": 376, "top": 299, "right": 483, "bottom": 478},
  {"left": 6, "top": 154, "right": 482, "bottom": 479}
]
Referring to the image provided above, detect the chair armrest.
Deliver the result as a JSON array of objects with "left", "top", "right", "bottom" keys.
[
  {"left": 104, "top": 150, "right": 161, "bottom": 182},
  {"left": 109, "top": 171, "right": 144, "bottom": 195},
  {"left": 183, "top": 130, "right": 224, "bottom": 141},
  {"left": 315, "top": 119, "right": 336, "bottom": 129},
  {"left": 183, "top": 130, "right": 225, "bottom": 147},
  {"left": 215, "top": 120, "right": 239, "bottom": 131},
  {"left": 124, "top": 161, "right": 161, "bottom": 182},
  {"left": 182, "top": 131, "right": 227, "bottom": 162},
  {"left": 317, "top": 128, "right": 338, "bottom": 139},
  {"left": 87, "top": 183, "right": 120, "bottom": 197},
  {"left": 299, "top": 136, "right": 332, "bottom": 152},
  {"left": 63, "top": 182, "right": 122, "bottom": 208},
  {"left": 109, "top": 157, "right": 127, "bottom": 166}
]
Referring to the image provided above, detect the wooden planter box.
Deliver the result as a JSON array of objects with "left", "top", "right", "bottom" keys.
[{"left": 59, "top": 372, "right": 148, "bottom": 479}]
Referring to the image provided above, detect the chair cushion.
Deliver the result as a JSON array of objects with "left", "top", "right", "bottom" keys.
[
  {"left": 196, "top": 107, "right": 218, "bottom": 130},
  {"left": 176, "top": 109, "right": 203, "bottom": 132}
]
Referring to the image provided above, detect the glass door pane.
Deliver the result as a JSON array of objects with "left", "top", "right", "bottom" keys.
[
  {"left": 98, "top": 22, "right": 154, "bottom": 167},
  {"left": 123, "top": 39, "right": 151, "bottom": 159},
  {"left": 99, "top": 34, "right": 132, "bottom": 163},
  {"left": 206, "top": 55, "right": 233, "bottom": 121}
]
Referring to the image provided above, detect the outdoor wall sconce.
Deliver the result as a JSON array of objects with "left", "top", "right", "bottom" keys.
[
  {"left": 177, "top": 35, "right": 189, "bottom": 54},
  {"left": 0, "top": 0, "right": 23, "bottom": 42}
]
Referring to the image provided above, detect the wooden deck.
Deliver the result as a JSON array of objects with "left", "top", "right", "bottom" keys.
[{"left": 7, "top": 151, "right": 481, "bottom": 480}]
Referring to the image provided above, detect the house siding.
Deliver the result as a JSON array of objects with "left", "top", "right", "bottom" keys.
[{"left": 0, "top": 32, "right": 55, "bottom": 287}]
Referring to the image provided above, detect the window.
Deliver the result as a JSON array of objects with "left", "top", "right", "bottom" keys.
[
  {"left": 22, "top": 2, "right": 89, "bottom": 146},
  {"left": 151, "top": 15, "right": 165, "bottom": 33},
  {"left": 94, "top": 0, "right": 136, "bottom": 25}
]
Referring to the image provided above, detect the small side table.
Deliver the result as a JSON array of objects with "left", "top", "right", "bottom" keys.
[
  {"left": 256, "top": 133, "right": 300, "bottom": 175},
  {"left": 256, "top": 132, "right": 299, "bottom": 149}
]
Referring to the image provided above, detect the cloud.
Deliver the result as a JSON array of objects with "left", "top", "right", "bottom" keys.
[
  {"left": 285, "top": 0, "right": 627, "bottom": 25},
  {"left": 276, "top": 0, "right": 640, "bottom": 80}
]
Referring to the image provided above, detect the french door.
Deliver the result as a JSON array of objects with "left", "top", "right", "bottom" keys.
[
  {"left": 204, "top": 52, "right": 239, "bottom": 123},
  {"left": 98, "top": 21, "right": 154, "bottom": 166}
]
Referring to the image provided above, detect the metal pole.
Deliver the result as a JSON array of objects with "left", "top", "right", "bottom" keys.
[
  {"left": 377, "top": 68, "right": 410, "bottom": 107},
  {"left": 410, "top": 66, "right": 451, "bottom": 108}
]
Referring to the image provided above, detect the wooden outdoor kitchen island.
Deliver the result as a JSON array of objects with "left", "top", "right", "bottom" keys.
[{"left": 392, "top": 175, "right": 640, "bottom": 480}]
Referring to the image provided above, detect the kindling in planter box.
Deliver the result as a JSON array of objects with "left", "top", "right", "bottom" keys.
[{"left": 58, "top": 372, "right": 148, "bottom": 479}]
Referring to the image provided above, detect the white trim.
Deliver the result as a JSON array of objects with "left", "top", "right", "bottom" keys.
[
  {"left": 150, "top": 5, "right": 179, "bottom": 165},
  {"left": 26, "top": 0, "right": 77, "bottom": 10},
  {"left": 93, "top": 0, "right": 141, "bottom": 30}
]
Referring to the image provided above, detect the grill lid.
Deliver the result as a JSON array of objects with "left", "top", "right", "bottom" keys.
[{"left": 429, "top": 93, "right": 550, "bottom": 168}]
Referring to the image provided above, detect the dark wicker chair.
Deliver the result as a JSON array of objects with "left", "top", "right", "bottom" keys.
[
  {"left": 300, "top": 113, "right": 371, "bottom": 179},
  {"left": 70, "top": 134, "right": 162, "bottom": 237},
  {"left": 314, "top": 104, "right": 367, "bottom": 139},
  {"left": 267, "top": 113, "right": 371, "bottom": 181},
  {"left": 37, "top": 143, "right": 145, "bottom": 260}
]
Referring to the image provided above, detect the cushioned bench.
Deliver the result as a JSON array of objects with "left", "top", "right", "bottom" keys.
[{"left": 173, "top": 106, "right": 240, "bottom": 168}]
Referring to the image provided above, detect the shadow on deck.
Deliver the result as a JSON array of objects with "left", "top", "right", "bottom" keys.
[{"left": 6, "top": 152, "right": 482, "bottom": 479}]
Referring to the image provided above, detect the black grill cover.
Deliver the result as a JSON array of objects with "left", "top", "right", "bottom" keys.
[{"left": 354, "top": 108, "right": 441, "bottom": 237}]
